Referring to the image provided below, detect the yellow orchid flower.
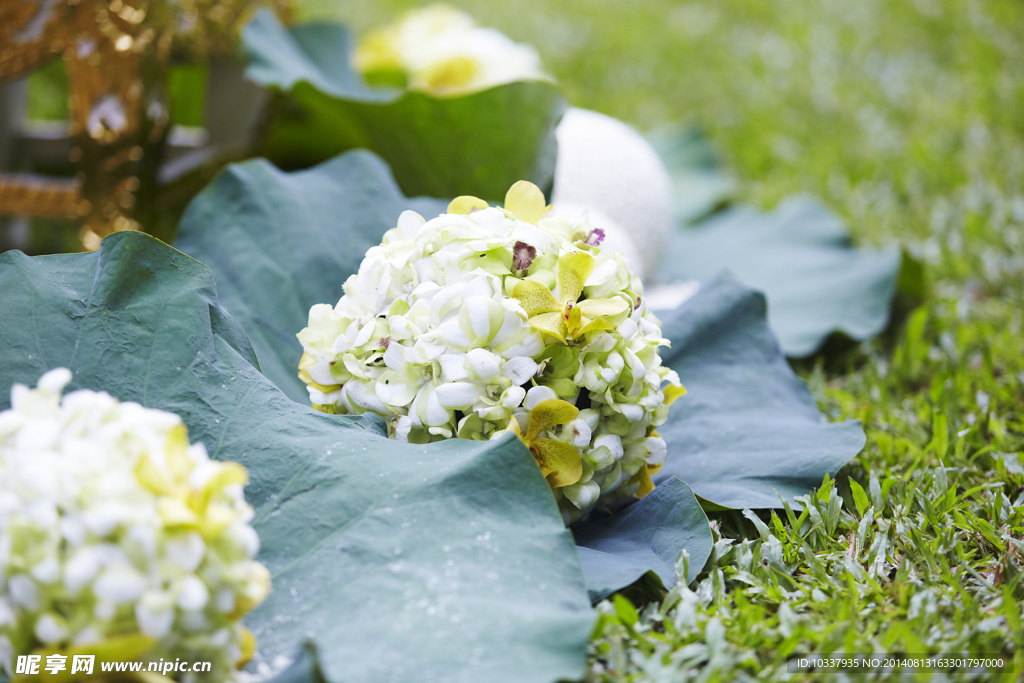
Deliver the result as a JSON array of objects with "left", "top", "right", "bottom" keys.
[
  {"left": 629, "top": 461, "right": 664, "bottom": 499},
  {"left": 135, "top": 424, "right": 249, "bottom": 540},
  {"left": 664, "top": 383, "right": 687, "bottom": 406},
  {"left": 504, "top": 180, "right": 548, "bottom": 224},
  {"left": 512, "top": 250, "right": 630, "bottom": 344},
  {"left": 447, "top": 195, "right": 490, "bottom": 214},
  {"left": 507, "top": 399, "right": 583, "bottom": 488},
  {"left": 449, "top": 180, "right": 550, "bottom": 223}
]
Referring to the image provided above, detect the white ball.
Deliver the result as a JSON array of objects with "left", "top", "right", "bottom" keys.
[
  {"left": 549, "top": 201, "right": 645, "bottom": 282},
  {"left": 552, "top": 108, "right": 674, "bottom": 277}
]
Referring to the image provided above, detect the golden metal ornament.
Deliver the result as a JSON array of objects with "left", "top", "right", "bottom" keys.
[{"left": 0, "top": 0, "right": 289, "bottom": 250}]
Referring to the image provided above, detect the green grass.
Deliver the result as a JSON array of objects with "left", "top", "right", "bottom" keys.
[{"left": 301, "top": 0, "right": 1024, "bottom": 679}]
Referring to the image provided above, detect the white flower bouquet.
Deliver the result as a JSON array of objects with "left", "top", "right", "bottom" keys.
[
  {"left": 0, "top": 370, "right": 269, "bottom": 681},
  {"left": 298, "top": 181, "right": 685, "bottom": 522}
]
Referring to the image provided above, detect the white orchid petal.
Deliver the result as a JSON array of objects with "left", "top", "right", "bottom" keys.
[
  {"left": 384, "top": 343, "right": 409, "bottom": 371},
  {"left": 525, "top": 385, "right": 557, "bottom": 410},
  {"left": 501, "top": 357, "right": 537, "bottom": 385},
  {"left": 593, "top": 434, "right": 624, "bottom": 461},
  {"left": 435, "top": 382, "right": 485, "bottom": 409},
  {"left": 422, "top": 387, "right": 450, "bottom": 427},
  {"left": 465, "top": 348, "right": 502, "bottom": 382},
  {"left": 375, "top": 372, "right": 420, "bottom": 407},
  {"left": 438, "top": 318, "right": 472, "bottom": 350},
  {"left": 463, "top": 297, "right": 500, "bottom": 341},
  {"left": 345, "top": 381, "right": 389, "bottom": 415}
]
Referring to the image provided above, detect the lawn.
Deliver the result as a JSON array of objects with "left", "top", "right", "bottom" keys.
[{"left": 298, "top": 0, "right": 1024, "bottom": 678}]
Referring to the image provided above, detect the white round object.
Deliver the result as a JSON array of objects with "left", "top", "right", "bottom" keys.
[
  {"left": 549, "top": 201, "right": 645, "bottom": 282},
  {"left": 552, "top": 108, "right": 673, "bottom": 277},
  {"left": 644, "top": 280, "right": 701, "bottom": 311}
]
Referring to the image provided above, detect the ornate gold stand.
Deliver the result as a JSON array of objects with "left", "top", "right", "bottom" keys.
[{"left": 0, "top": 0, "right": 288, "bottom": 250}]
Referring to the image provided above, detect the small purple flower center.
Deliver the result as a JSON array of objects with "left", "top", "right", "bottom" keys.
[
  {"left": 379, "top": 336, "right": 391, "bottom": 349},
  {"left": 585, "top": 228, "right": 605, "bottom": 246},
  {"left": 513, "top": 241, "right": 537, "bottom": 271}
]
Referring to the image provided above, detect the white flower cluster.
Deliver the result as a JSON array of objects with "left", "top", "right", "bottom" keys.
[
  {"left": 352, "top": 4, "right": 549, "bottom": 96},
  {"left": 298, "top": 182, "right": 684, "bottom": 523},
  {"left": 0, "top": 369, "right": 269, "bottom": 681}
]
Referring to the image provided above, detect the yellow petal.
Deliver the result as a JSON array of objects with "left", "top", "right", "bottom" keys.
[
  {"left": 664, "top": 383, "right": 687, "bottom": 406},
  {"left": 196, "top": 462, "right": 249, "bottom": 511},
  {"left": 506, "top": 415, "right": 524, "bottom": 437},
  {"left": 354, "top": 30, "right": 399, "bottom": 70},
  {"left": 197, "top": 502, "right": 239, "bottom": 539},
  {"left": 576, "top": 315, "right": 615, "bottom": 337},
  {"left": 512, "top": 280, "right": 562, "bottom": 316},
  {"left": 352, "top": 29, "right": 402, "bottom": 72},
  {"left": 423, "top": 55, "right": 480, "bottom": 93},
  {"left": 557, "top": 251, "right": 596, "bottom": 304},
  {"left": 158, "top": 498, "right": 200, "bottom": 528},
  {"left": 646, "top": 462, "right": 663, "bottom": 477},
  {"left": 632, "top": 463, "right": 656, "bottom": 498},
  {"left": 206, "top": 462, "right": 249, "bottom": 490},
  {"left": 528, "top": 312, "right": 568, "bottom": 344},
  {"left": 237, "top": 626, "right": 257, "bottom": 669},
  {"left": 577, "top": 297, "right": 629, "bottom": 318},
  {"left": 525, "top": 399, "right": 580, "bottom": 441},
  {"left": 447, "top": 195, "right": 490, "bottom": 215},
  {"left": 135, "top": 455, "right": 176, "bottom": 496},
  {"left": 565, "top": 305, "right": 584, "bottom": 337},
  {"left": 532, "top": 438, "right": 583, "bottom": 487},
  {"left": 164, "top": 424, "right": 193, "bottom": 481},
  {"left": 505, "top": 180, "right": 547, "bottom": 224}
]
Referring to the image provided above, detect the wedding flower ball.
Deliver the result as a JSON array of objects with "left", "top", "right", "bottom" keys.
[
  {"left": 297, "top": 181, "right": 685, "bottom": 523},
  {"left": 352, "top": 4, "right": 550, "bottom": 96},
  {"left": 552, "top": 108, "right": 674, "bottom": 276},
  {"left": 0, "top": 369, "right": 269, "bottom": 681}
]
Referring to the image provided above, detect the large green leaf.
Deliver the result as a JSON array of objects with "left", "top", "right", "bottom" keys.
[
  {"left": 655, "top": 199, "right": 909, "bottom": 358},
  {"left": 242, "top": 11, "right": 566, "bottom": 201},
  {"left": 175, "top": 151, "right": 446, "bottom": 404},
  {"left": 654, "top": 272, "right": 867, "bottom": 509},
  {"left": 650, "top": 128, "right": 921, "bottom": 357},
  {"left": 0, "top": 232, "right": 594, "bottom": 683},
  {"left": 647, "top": 127, "right": 736, "bottom": 226},
  {"left": 573, "top": 478, "right": 712, "bottom": 602},
  {"left": 175, "top": 151, "right": 715, "bottom": 599}
]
